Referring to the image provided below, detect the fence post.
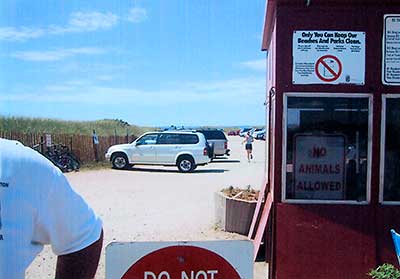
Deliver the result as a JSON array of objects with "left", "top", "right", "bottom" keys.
[{"left": 40, "top": 136, "right": 44, "bottom": 153}]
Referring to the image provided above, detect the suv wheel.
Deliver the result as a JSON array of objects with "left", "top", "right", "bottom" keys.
[
  {"left": 112, "top": 153, "right": 129, "bottom": 169},
  {"left": 177, "top": 155, "right": 195, "bottom": 173}
]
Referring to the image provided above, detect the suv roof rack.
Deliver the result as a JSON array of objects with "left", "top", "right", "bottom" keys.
[
  {"left": 160, "top": 130, "right": 197, "bottom": 133},
  {"left": 195, "top": 128, "right": 223, "bottom": 131}
]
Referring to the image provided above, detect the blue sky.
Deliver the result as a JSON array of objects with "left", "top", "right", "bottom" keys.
[{"left": 0, "top": 0, "right": 266, "bottom": 127}]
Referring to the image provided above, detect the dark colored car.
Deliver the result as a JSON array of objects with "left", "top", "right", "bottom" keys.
[
  {"left": 196, "top": 129, "right": 230, "bottom": 157},
  {"left": 228, "top": 130, "right": 240, "bottom": 136}
]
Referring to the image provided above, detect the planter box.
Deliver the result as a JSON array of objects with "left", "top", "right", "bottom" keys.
[{"left": 214, "top": 191, "right": 258, "bottom": 236}]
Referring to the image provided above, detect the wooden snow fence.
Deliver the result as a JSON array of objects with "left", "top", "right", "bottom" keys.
[{"left": 0, "top": 131, "right": 137, "bottom": 163}]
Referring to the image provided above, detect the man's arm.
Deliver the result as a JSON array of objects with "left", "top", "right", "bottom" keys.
[{"left": 55, "top": 230, "right": 103, "bottom": 279}]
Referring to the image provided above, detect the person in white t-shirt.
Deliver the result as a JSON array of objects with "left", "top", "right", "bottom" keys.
[{"left": 0, "top": 138, "right": 103, "bottom": 279}]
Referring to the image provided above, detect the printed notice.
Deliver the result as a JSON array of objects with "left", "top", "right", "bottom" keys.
[
  {"left": 293, "top": 135, "right": 346, "bottom": 200},
  {"left": 383, "top": 15, "right": 400, "bottom": 85},
  {"left": 293, "top": 31, "right": 365, "bottom": 85}
]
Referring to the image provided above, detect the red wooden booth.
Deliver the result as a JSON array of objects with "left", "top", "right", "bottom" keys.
[{"left": 258, "top": 0, "right": 400, "bottom": 278}]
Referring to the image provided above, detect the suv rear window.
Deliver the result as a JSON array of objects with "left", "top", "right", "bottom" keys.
[
  {"left": 197, "top": 130, "right": 227, "bottom": 140},
  {"left": 180, "top": 134, "right": 199, "bottom": 144},
  {"left": 157, "top": 133, "right": 199, "bottom": 144}
]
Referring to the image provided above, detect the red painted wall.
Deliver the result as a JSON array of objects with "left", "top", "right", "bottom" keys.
[
  {"left": 276, "top": 204, "right": 376, "bottom": 278},
  {"left": 263, "top": 1, "right": 400, "bottom": 278}
]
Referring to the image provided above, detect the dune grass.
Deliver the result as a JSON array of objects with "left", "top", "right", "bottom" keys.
[
  {"left": 0, "top": 116, "right": 263, "bottom": 136},
  {"left": 0, "top": 116, "right": 152, "bottom": 136}
]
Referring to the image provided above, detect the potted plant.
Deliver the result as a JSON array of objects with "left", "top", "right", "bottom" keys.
[
  {"left": 215, "top": 185, "right": 260, "bottom": 236},
  {"left": 368, "top": 264, "right": 400, "bottom": 279}
]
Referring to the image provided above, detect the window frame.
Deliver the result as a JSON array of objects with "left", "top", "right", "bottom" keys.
[
  {"left": 379, "top": 94, "right": 400, "bottom": 205},
  {"left": 282, "top": 92, "right": 373, "bottom": 205}
]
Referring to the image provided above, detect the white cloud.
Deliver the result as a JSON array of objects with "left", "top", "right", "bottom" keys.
[
  {"left": 0, "top": 27, "right": 45, "bottom": 41},
  {"left": 0, "top": 8, "right": 144, "bottom": 42},
  {"left": 11, "top": 47, "right": 105, "bottom": 62},
  {"left": 1, "top": 76, "right": 265, "bottom": 107},
  {"left": 126, "top": 8, "right": 147, "bottom": 23},
  {"left": 49, "top": 11, "right": 119, "bottom": 34},
  {"left": 70, "top": 11, "right": 119, "bottom": 30},
  {"left": 240, "top": 59, "right": 265, "bottom": 71}
]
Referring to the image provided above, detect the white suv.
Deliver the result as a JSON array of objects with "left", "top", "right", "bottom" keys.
[{"left": 105, "top": 131, "right": 212, "bottom": 172}]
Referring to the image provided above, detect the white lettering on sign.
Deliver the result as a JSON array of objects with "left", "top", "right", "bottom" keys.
[
  {"left": 181, "top": 270, "right": 218, "bottom": 279},
  {"left": 144, "top": 270, "right": 219, "bottom": 279},
  {"left": 293, "top": 30, "right": 365, "bottom": 85},
  {"left": 293, "top": 135, "right": 346, "bottom": 200},
  {"left": 144, "top": 271, "right": 170, "bottom": 279},
  {"left": 382, "top": 15, "right": 400, "bottom": 85}
]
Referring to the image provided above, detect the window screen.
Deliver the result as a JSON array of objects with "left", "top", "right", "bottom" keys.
[
  {"left": 285, "top": 96, "right": 369, "bottom": 201},
  {"left": 383, "top": 97, "right": 400, "bottom": 201}
]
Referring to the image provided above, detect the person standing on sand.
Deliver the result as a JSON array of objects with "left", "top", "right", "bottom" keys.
[{"left": 242, "top": 131, "right": 254, "bottom": 163}]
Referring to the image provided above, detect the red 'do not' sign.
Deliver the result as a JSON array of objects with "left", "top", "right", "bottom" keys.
[{"left": 121, "top": 245, "right": 241, "bottom": 279}]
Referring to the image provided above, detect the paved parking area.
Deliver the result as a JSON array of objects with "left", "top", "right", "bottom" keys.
[{"left": 26, "top": 136, "right": 268, "bottom": 278}]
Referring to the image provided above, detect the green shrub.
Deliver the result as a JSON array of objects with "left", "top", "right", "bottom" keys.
[{"left": 368, "top": 264, "right": 400, "bottom": 279}]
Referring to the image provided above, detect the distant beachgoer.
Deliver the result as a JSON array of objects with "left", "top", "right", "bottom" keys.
[{"left": 242, "top": 131, "right": 254, "bottom": 162}]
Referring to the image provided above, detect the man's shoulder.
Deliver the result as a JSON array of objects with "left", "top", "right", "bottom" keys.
[
  {"left": 0, "top": 138, "right": 56, "bottom": 172},
  {"left": 0, "top": 138, "right": 24, "bottom": 149},
  {"left": 1, "top": 138, "right": 38, "bottom": 157}
]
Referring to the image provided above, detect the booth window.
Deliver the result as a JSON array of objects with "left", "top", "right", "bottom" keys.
[
  {"left": 284, "top": 95, "right": 370, "bottom": 202},
  {"left": 382, "top": 97, "right": 400, "bottom": 202}
]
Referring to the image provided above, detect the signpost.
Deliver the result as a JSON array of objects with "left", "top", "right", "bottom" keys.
[
  {"left": 383, "top": 14, "right": 400, "bottom": 85},
  {"left": 292, "top": 30, "right": 365, "bottom": 85},
  {"left": 106, "top": 241, "right": 253, "bottom": 279},
  {"left": 293, "top": 134, "right": 346, "bottom": 200}
]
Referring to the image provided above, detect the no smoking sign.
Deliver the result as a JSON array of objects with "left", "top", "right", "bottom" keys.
[
  {"left": 106, "top": 241, "right": 253, "bottom": 279},
  {"left": 292, "top": 30, "right": 365, "bottom": 84},
  {"left": 315, "top": 55, "right": 342, "bottom": 82}
]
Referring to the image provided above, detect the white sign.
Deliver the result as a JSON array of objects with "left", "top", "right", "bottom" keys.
[
  {"left": 106, "top": 241, "right": 253, "bottom": 279},
  {"left": 383, "top": 15, "right": 400, "bottom": 85},
  {"left": 293, "top": 30, "right": 365, "bottom": 84},
  {"left": 45, "top": 134, "right": 52, "bottom": 147},
  {"left": 293, "top": 135, "right": 346, "bottom": 200}
]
